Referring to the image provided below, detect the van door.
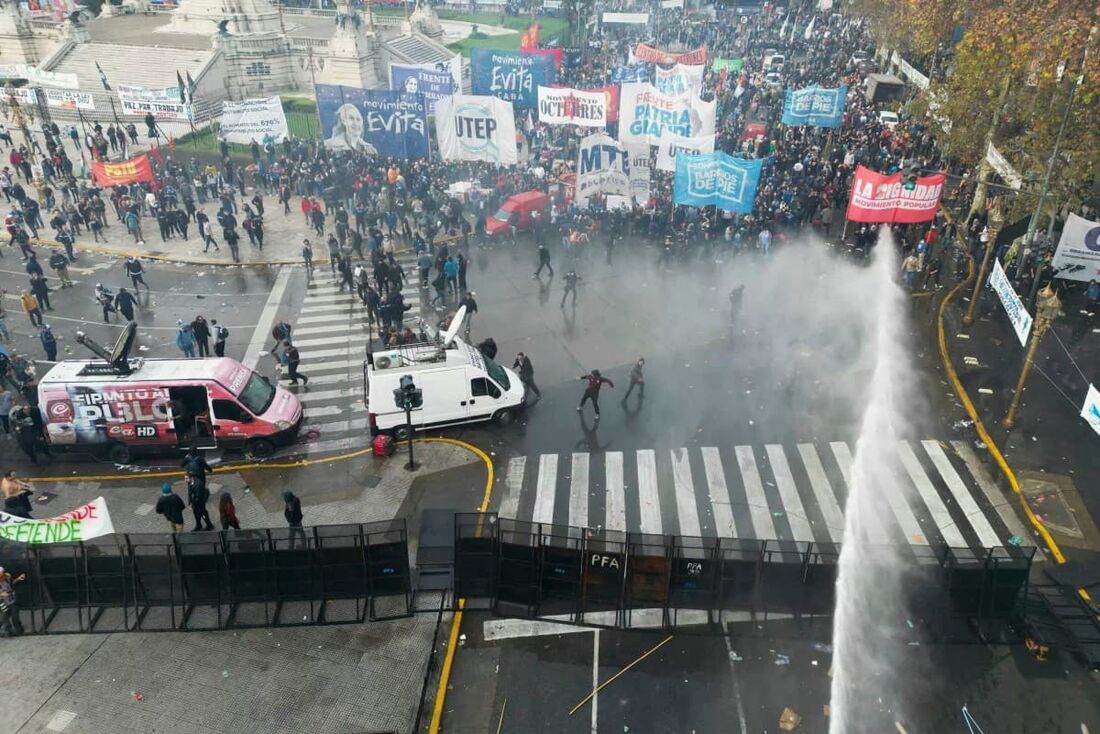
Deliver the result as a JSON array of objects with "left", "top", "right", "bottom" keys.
[
  {"left": 467, "top": 375, "right": 501, "bottom": 420},
  {"left": 212, "top": 398, "right": 254, "bottom": 446},
  {"left": 167, "top": 385, "right": 216, "bottom": 449}
]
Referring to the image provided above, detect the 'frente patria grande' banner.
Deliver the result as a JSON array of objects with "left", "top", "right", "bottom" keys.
[
  {"left": 537, "top": 86, "right": 607, "bottom": 127},
  {"left": 618, "top": 82, "right": 715, "bottom": 146},
  {"left": 434, "top": 94, "right": 518, "bottom": 166},
  {"left": 470, "top": 48, "right": 556, "bottom": 108}
]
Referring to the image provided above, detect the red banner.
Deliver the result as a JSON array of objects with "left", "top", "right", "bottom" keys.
[
  {"left": 633, "top": 43, "right": 707, "bottom": 65},
  {"left": 845, "top": 165, "right": 946, "bottom": 224},
  {"left": 525, "top": 47, "right": 563, "bottom": 70},
  {"left": 91, "top": 155, "right": 155, "bottom": 187}
]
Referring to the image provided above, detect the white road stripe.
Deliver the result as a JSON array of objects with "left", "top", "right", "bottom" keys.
[
  {"left": 765, "top": 444, "right": 813, "bottom": 542},
  {"left": 604, "top": 452, "right": 626, "bottom": 532},
  {"left": 950, "top": 441, "right": 1033, "bottom": 544},
  {"left": 302, "top": 292, "right": 361, "bottom": 304},
  {"left": 302, "top": 403, "right": 366, "bottom": 417},
  {"left": 922, "top": 440, "right": 1001, "bottom": 548},
  {"left": 297, "top": 386, "right": 362, "bottom": 403},
  {"left": 293, "top": 346, "right": 368, "bottom": 361},
  {"left": 701, "top": 447, "right": 735, "bottom": 537},
  {"left": 636, "top": 450, "right": 662, "bottom": 535},
  {"left": 878, "top": 447, "right": 929, "bottom": 546},
  {"left": 293, "top": 358, "right": 366, "bottom": 372},
  {"left": 500, "top": 457, "right": 525, "bottom": 519},
  {"left": 293, "top": 334, "right": 370, "bottom": 349},
  {"left": 569, "top": 453, "right": 590, "bottom": 530},
  {"left": 243, "top": 265, "right": 290, "bottom": 369},
  {"left": 287, "top": 372, "right": 357, "bottom": 387},
  {"left": 895, "top": 441, "right": 967, "bottom": 548},
  {"left": 301, "top": 416, "right": 369, "bottom": 434},
  {"left": 796, "top": 443, "right": 845, "bottom": 543},
  {"left": 532, "top": 454, "right": 558, "bottom": 525},
  {"left": 293, "top": 322, "right": 372, "bottom": 337},
  {"left": 297, "top": 312, "right": 368, "bottom": 325},
  {"left": 735, "top": 446, "right": 775, "bottom": 540},
  {"left": 671, "top": 448, "right": 701, "bottom": 537},
  {"left": 828, "top": 442, "right": 890, "bottom": 545}
]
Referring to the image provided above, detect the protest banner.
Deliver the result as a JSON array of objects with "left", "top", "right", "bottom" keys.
[
  {"left": 1051, "top": 213, "right": 1100, "bottom": 282},
  {"left": 389, "top": 62, "right": 457, "bottom": 114},
  {"left": 90, "top": 155, "right": 155, "bottom": 187},
  {"left": 654, "top": 63, "right": 705, "bottom": 98},
  {"left": 43, "top": 88, "right": 95, "bottom": 111},
  {"left": 626, "top": 143, "right": 651, "bottom": 204},
  {"left": 673, "top": 152, "right": 762, "bottom": 214},
  {"left": 0, "top": 63, "right": 79, "bottom": 89},
  {"left": 988, "top": 258, "right": 1033, "bottom": 346},
  {"left": 471, "top": 49, "right": 556, "bottom": 107},
  {"left": 845, "top": 165, "right": 945, "bottom": 224},
  {"left": 781, "top": 85, "right": 848, "bottom": 128},
  {"left": 118, "top": 87, "right": 192, "bottom": 120},
  {"left": 219, "top": 96, "right": 289, "bottom": 144},
  {"left": 632, "top": 43, "right": 706, "bottom": 65},
  {"left": 537, "top": 86, "right": 607, "bottom": 127},
  {"left": 655, "top": 133, "right": 714, "bottom": 172},
  {"left": 611, "top": 65, "right": 648, "bottom": 83},
  {"left": 576, "top": 132, "right": 631, "bottom": 203},
  {"left": 435, "top": 94, "right": 518, "bottom": 165},
  {"left": 604, "top": 12, "right": 649, "bottom": 24},
  {"left": 618, "top": 83, "right": 715, "bottom": 146},
  {"left": 316, "top": 85, "right": 429, "bottom": 159},
  {"left": 0, "top": 497, "right": 115, "bottom": 544},
  {"left": 711, "top": 58, "right": 742, "bottom": 73}
]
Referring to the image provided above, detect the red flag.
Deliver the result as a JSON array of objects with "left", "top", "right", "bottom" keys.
[
  {"left": 168, "top": 134, "right": 176, "bottom": 154},
  {"left": 148, "top": 145, "right": 163, "bottom": 166},
  {"left": 520, "top": 23, "right": 540, "bottom": 51}
]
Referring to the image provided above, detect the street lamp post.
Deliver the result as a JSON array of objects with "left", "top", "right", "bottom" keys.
[
  {"left": 1002, "top": 284, "right": 1064, "bottom": 430},
  {"left": 963, "top": 198, "right": 1004, "bottom": 326}
]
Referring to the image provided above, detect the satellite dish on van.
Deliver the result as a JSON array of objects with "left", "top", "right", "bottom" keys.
[
  {"left": 111, "top": 321, "right": 137, "bottom": 368},
  {"left": 442, "top": 305, "right": 467, "bottom": 349}
]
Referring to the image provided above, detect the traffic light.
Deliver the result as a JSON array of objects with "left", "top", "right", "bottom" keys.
[
  {"left": 393, "top": 374, "right": 423, "bottom": 410},
  {"left": 902, "top": 160, "right": 922, "bottom": 191}
]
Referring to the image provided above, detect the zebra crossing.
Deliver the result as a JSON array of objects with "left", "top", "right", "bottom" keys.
[
  {"left": 281, "top": 250, "right": 424, "bottom": 453},
  {"left": 496, "top": 439, "right": 1036, "bottom": 556}
]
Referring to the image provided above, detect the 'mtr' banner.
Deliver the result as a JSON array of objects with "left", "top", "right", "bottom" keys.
[
  {"left": 91, "top": 155, "right": 155, "bottom": 187},
  {"left": 673, "top": 152, "right": 762, "bottom": 214},
  {"left": 470, "top": 48, "right": 556, "bottom": 108},
  {"left": 845, "top": 165, "right": 945, "bottom": 224},
  {"left": 781, "top": 84, "right": 848, "bottom": 128},
  {"left": 316, "top": 85, "right": 429, "bottom": 160},
  {"left": 576, "top": 132, "right": 631, "bottom": 203}
]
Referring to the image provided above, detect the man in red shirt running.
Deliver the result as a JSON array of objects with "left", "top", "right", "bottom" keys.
[{"left": 577, "top": 369, "right": 614, "bottom": 419}]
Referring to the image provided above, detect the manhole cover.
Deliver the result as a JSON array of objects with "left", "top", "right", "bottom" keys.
[{"left": 303, "top": 429, "right": 322, "bottom": 441}]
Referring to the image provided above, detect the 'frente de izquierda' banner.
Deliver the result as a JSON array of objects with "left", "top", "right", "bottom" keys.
[
  {"left": 316, "top": 84, "right": 428, "bottom": 160},
  {"left": 470, "top": 48, "right": 556, "bottom": 108}
]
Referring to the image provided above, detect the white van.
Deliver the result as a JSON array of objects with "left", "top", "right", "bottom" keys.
[{"left": 364, "top": 307, "right": 526, "bottom": 438}]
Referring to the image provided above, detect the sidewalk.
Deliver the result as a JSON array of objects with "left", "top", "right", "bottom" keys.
[{"left": 942, "top": 268, "right": 1100, "bottom": 573}]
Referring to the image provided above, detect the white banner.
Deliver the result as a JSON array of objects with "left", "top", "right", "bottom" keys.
[
  {"left": 985, "top": 142, "right": 1022, "bottom": 190},
  {"left": 989, "top": 258, "right": 1033, "bottom": 346},
  {"left": 0, "top": 497, "right": 115, "bottom": 544},
  {"left": 603, "top": 12, "right": 649, "bottom": 24},
  {"left": 219, "top": 96, "right": 289, "bottom": 144},
  {"left": 661, "top": 0, "right": 684, "bottom": 8},
  {"left": 1052, "top": 213, "right": 1100, "bottom": 283},
  {"left": 120, "top": 97, "right": 191, "bottom": 120},
  {"left": 435, "top": 94, "right": 518, "bottom": 166},
  {"left": 577, "top": 132, "right": 631, "bottom": 203},
  {"left": 1081, "top": 384, "right": 1100, "bottom": 438},
  {"left": 618, "top": 83, "right": 715, "bottom": 146},
  {"left": 0, "top": 63, "right": 79, "bottom": 89},
  {"left": 118, "top": 85, "right": 180, "bottom": 103},
  {"left": 654, "top": 63, "right": 704, "bottom": 98},
  {"left": 537, "top": 86, "right": 607, "bottom": 127},
  {"left": 43, "top": 87, "right": 95, "bottom": 111},
  {"left": 544, "top": 0, "right": 562, "bottom": 7},
  {"left": 626, "top": 143, "right": 651, "bottom": 204},
  {"left": 0, "top": 87, "right": 38, "bottom": 105},
  {"left": 655, "top": 133, "right": 714, "bottom": 172}
]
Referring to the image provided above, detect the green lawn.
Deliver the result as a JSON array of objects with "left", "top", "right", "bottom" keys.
[
  {"left": 174, "top": 99, "right": 320, "bottom": 163},
  {"left": 370, "top": 8, "right": 565, "bottom": 55}
]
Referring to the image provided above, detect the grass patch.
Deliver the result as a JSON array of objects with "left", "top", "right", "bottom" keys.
[{"left": 443, "top": 14, "right": 565, "bottom": 56}]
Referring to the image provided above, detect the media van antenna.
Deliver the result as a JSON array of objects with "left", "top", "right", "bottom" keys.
[{"left": 75, "top": 322, "right": 137, "bottom": 375}]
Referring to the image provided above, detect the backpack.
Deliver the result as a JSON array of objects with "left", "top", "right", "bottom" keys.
[{"left": 216, "top": 326, "right": 229, "bottom": 341}]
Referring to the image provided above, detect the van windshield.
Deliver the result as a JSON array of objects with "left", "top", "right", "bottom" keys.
[
  {"left": 238, "top": 371, "right": 276, "bottom": 415},
  {"left": 484, "top": 355, "right": 510, "bottom": 391},
  {"left": 493, "top": 208, "right": 516, "bottom": 224}
]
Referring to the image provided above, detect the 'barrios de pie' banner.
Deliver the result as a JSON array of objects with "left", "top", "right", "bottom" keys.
[
  {"left": 471, "top": 49, "right": 556, "bottom": 108},
  {"left": 91, "top": 155, "right": 155, "bottom": 187},
  {"left": 611, "top": 65, "right": 649, "bottom": 83},
  {"left": 435, "top": 94, "right": 518, "bottom": 166},
  {"left": 537, "top": 86, "right": 607, "bottom": 127},
  {"left": 618, "top": 83, "right": 715, "bottom": 146},
  {"left": 0, "top": 497, "right": 115, "bottom": 544},
  {"left": 316, "top": 85, "right": 429, "bottom": 160},
  {"left": 673, "top": 152, "right": 762, "bottom": 214},
  {"left": 781, "top": 84, "right": 848, "bottom": 128},
  {"left": 845, "top": 165, "right": 945, "bottom": 224},
  {"left": 632, "top": 43, "right": 706, "bottom": 65}
]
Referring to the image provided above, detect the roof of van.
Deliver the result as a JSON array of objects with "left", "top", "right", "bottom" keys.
[
  {"left": 39, "top": 358, "right": 252, "bottom": 390},
  {"left": 504, "top": 191, "right": 550, "bottom": 207}
]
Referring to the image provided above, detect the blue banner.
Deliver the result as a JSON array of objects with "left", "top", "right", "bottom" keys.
[
  {"left": 316, "top": 85, "right": 429, "bottom": 160},
  {"left": 470, "top": 49, "right": 555, "bottom": 108},
  {"left": 389, "top": 64, "right": 456, "bottom": 115},
  {"left": 673, "top": 152, "right": 762, "bottom": 214},
  {"left": 781, "top": 84, "right": 848, "bottom": 128},
  {"left": 611, "top": 64, "right": 648, "bottom": 82}
]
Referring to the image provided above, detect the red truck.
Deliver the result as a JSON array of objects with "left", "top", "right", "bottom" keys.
[{"left": 484, "top": 191, "right": 552, "bottom": 237}]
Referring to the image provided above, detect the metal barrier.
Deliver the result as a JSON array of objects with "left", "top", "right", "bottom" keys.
[
  {"left": 0, "top": 520, "right": 411, "bottom": 635},
  {"left": 454, "top": 514, "right": 1035, "bottom": 633}
]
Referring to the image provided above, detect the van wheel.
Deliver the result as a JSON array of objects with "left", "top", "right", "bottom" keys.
[
  {"left": 107, "top": 442, "right": 131, "bottom": 464},
  {"left": 392, "top": 424, "right": 411, "bottom": 441},
  {"left": 493, "top": 408, "right": 514, "bottom": 427},
  {"left": 246, "top": 438, "right": 275, "bottom": 459}
]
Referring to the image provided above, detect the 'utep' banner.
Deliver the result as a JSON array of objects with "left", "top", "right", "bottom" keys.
[
  {"left": 219, "top": 96, "right": 289, "bottom": 144},
  {"left": 389, "top": 63, "right": 457, "bottom": 115},
  {"left": 435, "top": 94, "right": 518, "bottom": 166},
  {"left": 618, "top": 83, "right": 715, "bottom": 146},
  {"left": 0, "top": 497, "right": 115, "bottom": 544},
  {"left": 1052, "top": 213, "right": 1100, "bottom": 283},
  {"left": 316, "top": 85, "right": 429, "bottom": 160},
  {"left": 632, "top": 43, "right": 706, "bottom": 65},
  {"left": 91, "top": 155, "right": 155, "bottom": 186},
  {"left": 576, "top": 132, "right": 631, "bottom": 202},
  {"left": 655, "top": 132, "right": 714, "bottom": 172},
  {"left": 612, "top": 65, "right": 649, "bottom": 83},
  {"left": 470, "top": 49, "right": 556, "bottom": 108},
  {"left": 538, "top": 86, "right": 607, "bottom": 127},
  {"left": 654, "top": 63, "right": 705, "bottom": 98},
  {"left": 781, "top": 84, "right": 848, "bottom": 128},
  {"left": 673, "top": 152, "right": 762, "bottom": 214},
  {"left": 845, "top": 165, "right": 945, "bottom": 224}
]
